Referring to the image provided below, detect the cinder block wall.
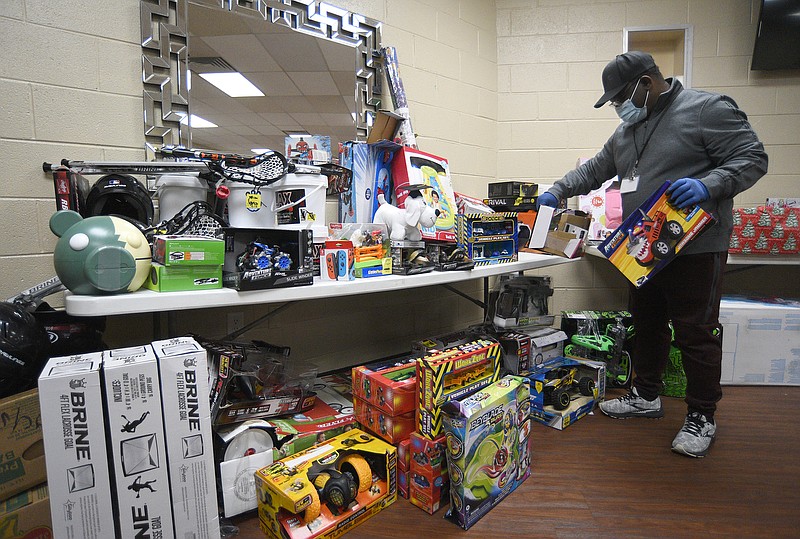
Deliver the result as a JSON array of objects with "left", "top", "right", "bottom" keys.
[{"left": 2, "top": 0, "right": 797, "bottom": 372}]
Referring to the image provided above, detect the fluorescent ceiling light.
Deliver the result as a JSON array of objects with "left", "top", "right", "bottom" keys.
[
  {"left": 286, "top": 132, "right": 311, "bottom": 138},
  {"left": 180, "top": 114, "right": 218, "bottom": 128},
  {"left": 251, "top": 148, "right": 272, "bottom": 154},
  {"left": 198, "top": 72, "right": 264, "bottom": 97}
]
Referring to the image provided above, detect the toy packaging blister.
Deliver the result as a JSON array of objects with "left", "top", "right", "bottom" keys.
[
  {"left": 392, "top": 148, "right": 458, "bottom": 242},
  {"left": 255, "top": 428, "right": 397, "bottom": 539},
  {"left": 456, "top": 212, "right": 519, "bottom": 266},
  {"left": 442, "top": 375, "right": 532, "bottom": 530},
  {"left": 327, "top": 223, "right": 391, "bottom": 278},
  {"left": 320, "top": 240, "right": 355, "bottom": 281},
  {"left": 598, "top": 180, "right": 715, "bottom": 287},
  {"left": 222, "top": 227, "right": 315, "bottom": 290}
]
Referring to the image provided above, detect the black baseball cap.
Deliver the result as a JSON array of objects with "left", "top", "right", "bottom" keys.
[{"left": 594, "top": 51, "right": 656, "bottom": 108}]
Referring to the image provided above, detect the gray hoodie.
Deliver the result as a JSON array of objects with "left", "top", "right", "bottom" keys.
[{"left": 548, "top": 79, "right": 768, "bottom": 254}]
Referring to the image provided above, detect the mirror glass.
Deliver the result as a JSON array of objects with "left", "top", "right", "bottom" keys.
[
  {"left": 141, "top": 0, "right": 382, "bottom": 159},
  {"left": 188, "top": 3, "right": 356, "bottom": 157}
]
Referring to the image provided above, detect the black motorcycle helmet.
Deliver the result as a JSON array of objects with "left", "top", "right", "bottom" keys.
[
  {"left": 83, "top": 174, "right": 155, "bottom": 227},
  {"left": 0, "top": 302, "right": 51, "bottom": 399}
]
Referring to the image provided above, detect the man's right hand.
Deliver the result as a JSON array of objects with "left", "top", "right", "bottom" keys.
[{"left": 535, "top": 192, "right": 559, "bottom": 210}]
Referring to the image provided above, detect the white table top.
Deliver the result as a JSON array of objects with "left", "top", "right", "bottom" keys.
[{"left": 64, "top": 251, "right": 576, "bottom": 316}]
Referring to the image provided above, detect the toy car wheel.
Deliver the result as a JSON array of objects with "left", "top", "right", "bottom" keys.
[
  {"left": 339, "top": 454, "right": 373, "bottom": 493},
  {"left": 553, "top": 388, "right": 571, "bottom": 410},
  {"left": 653, "top": 239, "right": 672, "bottom": 258},
  {"left": 578, "top": 376, "right": 595, "bottom": 396},
  {"left": 666, "top": 220, "right": 684, "bottom": 239}
]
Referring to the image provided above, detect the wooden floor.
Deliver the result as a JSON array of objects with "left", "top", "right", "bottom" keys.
[{"left": 231, "top": 386, "right": 800, "bottom": 538}]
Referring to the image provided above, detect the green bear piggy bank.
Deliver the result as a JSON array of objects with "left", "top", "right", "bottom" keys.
[{"left": 50, "top": 210, "right": 152, "bottom": 295}]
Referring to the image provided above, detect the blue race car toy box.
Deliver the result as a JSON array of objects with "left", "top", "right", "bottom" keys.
[
  {"left": 441, "top": 375, "right": 532, "bottom": 530},
  {"left": 527, "top": 356, "right": 605, "bottom": 430}
]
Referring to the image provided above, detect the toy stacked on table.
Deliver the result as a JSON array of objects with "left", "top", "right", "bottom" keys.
[
  {"left": 324, "top": 223, "right": 391, "bottom": 280},
  {"left": 408, "top": 432, "right": 449, "bottom": 514},
  {"left": 145, "top": 234, "right": 225, "bottom": 291}
]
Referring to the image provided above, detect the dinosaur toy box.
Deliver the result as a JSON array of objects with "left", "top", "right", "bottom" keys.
[
  {"left": 441, "top": 375, "right": 532, "bottom": 530},
  {"left": 598, "top": 180, "right": 715, "bottom": 288},
  {"left": 255, "top": 428, "right": 397, "bottom": 539}
]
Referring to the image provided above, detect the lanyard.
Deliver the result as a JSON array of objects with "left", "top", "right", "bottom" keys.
[{"left": 631, "top": 87, "right": 680, "bottom": 175}]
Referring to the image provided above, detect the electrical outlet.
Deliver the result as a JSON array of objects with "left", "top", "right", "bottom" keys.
[{"left": 227, "top": 312, "right": 244, "bottom": 334}]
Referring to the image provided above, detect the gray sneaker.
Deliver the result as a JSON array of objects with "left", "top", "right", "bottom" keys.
[
  {"left": 672, "top": 412, "right": 716, "bottom": 458},
  {"left": 598, "top": 387, "right": 664, "bottom": 419}
]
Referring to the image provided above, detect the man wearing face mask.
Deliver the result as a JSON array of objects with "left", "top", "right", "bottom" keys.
[{"left": 537, "top": 51, "right": 767, "bottom": 458}]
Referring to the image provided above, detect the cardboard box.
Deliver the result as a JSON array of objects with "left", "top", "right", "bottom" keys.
[
  {"left": 222, "top": 227, "right": 315, "bottom": 291},
  {"left": 499, "top": 327, "right": 567, "bottom": 375},
  {"left": 487, "top": 181, "right": 538, "bottom": 199},
  {"left": 354, "top": 397, "right": 415, "bottom": 444},
  {"left": 441, "top": 375, "right": 532, "bottom": 529},
  {"left": 719, "top": 296, "right": 800, "bottom": 385},
  {"left": 102, "top": 345, "right": 174, "bottom": 538},
  {"left": 255, "top": 428, "right": 397, "bottom": 539},
  {"left": 144, "top": 262, "right": 222, "bottom": 292},
  {"left": 392, "top": 148, "right": 457, "bottom": 242},
  {"left": 529, "top": 209, "right": 590, "bottom": 258},
  {"left": 151, "top": 234, "right": 225, "bottom": 266},
  {"left": 339, "top": 140, "right": 401, "bottom": 224},
  {"left": 455, "top": 212, "right": 519, "bottom": 266},
  {"left": 527, "top": 357, "right": 605, "bottom": 430},
  {"left": 0, "top": 389, "right": 46, "bottom": 502},
  {"left": 367, "top": 110, "right": 405, "bottom": 144},
  {"left": 151, "top": 337, "right": 220, "bottom": 539},
  {"left": 598, "top": 181, "right": 715, "bottom": 287},
  {"left": 0, "top": 483, "right": 51, "bottom": 539},
  {"left": 38, "top": 352, "right": 116, "bottom": 538},
  {"left": 351, "top": 357, "right": 417, "bottom": 416},
  {"left": 416, "top": 339, "right": 502, "bottom": 439}
]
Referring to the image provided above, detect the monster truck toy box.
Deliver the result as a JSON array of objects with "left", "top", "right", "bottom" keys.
[
  {"left": 441, "top": 375, "right": 532, "bottom": 530},
  {"left": 351, "top": 354, "right": 417, "bottom": 416},
  {"left": 598, "top": 180, "right": 715, "bottom": 288},
  {"left": 222, "top": 227, "right": 314, "bottom": 290},
  {"left": 527, "top": 357, "right": 605, "bottom": 430},
  {"left": 255, "top": 428, "right": 397, "bottom": 539}
]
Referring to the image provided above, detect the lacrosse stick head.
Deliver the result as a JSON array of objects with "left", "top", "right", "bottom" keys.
[{"left": 214, "top": 150, "right": 288, "bottom": 186}]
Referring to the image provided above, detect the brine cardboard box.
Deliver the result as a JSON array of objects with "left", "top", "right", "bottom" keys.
[
  {"left": 151, "top": 336, "right": 220, "bottom": 539},
  {"left": 0, "top": 389, "right": 46, "bottom": 502},
  {"left": 38, "top": 352, "right": 116, "bottom": 539},
  {"left": 103, "top": 345, "right": 174, "bottom": 538}
]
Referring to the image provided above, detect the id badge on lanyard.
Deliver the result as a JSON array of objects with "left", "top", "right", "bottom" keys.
[{"left": 620, "top": 169, "right": 640, "bottom": 194}]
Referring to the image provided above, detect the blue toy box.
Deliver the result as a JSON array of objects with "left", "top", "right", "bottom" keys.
[
  {"left": 527, "top": 356, "right": 605, "bottom": 430},
  {"left": 441, "top": 375, "right": 532, "bottom": 530}
]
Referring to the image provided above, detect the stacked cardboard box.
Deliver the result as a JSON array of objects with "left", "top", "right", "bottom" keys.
[
  {"left": 408, "top": 433, "right": 449, "bottom": 514},
  {"left": 145, "top": 235, "right": 225, "bottom": 292},
  {"left": 352, "top": 355, "right": 418, "bottom": 444}
]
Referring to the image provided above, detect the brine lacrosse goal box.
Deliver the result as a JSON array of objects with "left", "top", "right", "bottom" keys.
[
  {"left": 151, "top": 337, "right": 220, "bottom": 539},
  {"left": 103, "top": 345, "right": 174, "bottom": 539},
  {"left": 38, "top": 352, "right": 116, "bottom": 539}
]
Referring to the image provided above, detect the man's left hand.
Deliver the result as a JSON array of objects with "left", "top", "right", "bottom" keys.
[{"left": 667, "top": 178, "right": 709, "bottom": 209}]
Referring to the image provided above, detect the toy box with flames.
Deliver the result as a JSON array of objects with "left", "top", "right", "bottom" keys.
[
  {"left": 598, "top": 181, "right": 715, "bottom": 288},
  {"left": 255, "top": 428, "right": 396, "bottom": 539},
  {"left": 441, "top": 375, "right": 532, "bottom": 530},
  {"left": 416, "top": 339, "right": 502, "bottom": 440}
]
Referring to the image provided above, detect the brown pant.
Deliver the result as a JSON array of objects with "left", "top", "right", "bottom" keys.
[{"left": 628, "top": 251, "right": 727, "bottom": 417}]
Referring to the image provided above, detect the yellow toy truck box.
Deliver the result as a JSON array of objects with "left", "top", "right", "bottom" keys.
[
  {"left": 255, "top": 428, "right": 396, "bottom": 539},
  {"left": 416, "top": 339, "right": 502, "bottom": 440}
]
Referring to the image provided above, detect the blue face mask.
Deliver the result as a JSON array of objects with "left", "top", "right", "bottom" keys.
[{"left": 615, "top": 79, "right": 649, "bottom": 124}]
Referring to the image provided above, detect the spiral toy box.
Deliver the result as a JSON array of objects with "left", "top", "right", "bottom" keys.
[
  {"left": 441, "top": 375, "right": 532, "bottom": 530},
  {"left": 255, "top": 428, "right": 396, "bottom": 539},
  {"left": 598, "top": 181, "right": 715, "bottom": 288}
]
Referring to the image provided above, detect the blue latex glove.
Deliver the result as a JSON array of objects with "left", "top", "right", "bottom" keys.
[
  {"left": 667, "top": 178, "right": 709, "bottom": 209},
  {"left": 536, "top": 192, "right": 559, "bottom": 210}
]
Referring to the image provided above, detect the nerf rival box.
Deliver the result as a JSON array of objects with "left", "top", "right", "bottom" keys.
[
  {"left": 598, "top": 180, "right": 715, "bottom": 287},
  {"left": 151, "top": 336, "right": 220, "bottom": 539},
  {"left": 38, "top": 352, "right": 116, "bottom": 538},
  {"left": 255, "top": 428, "right": 396, "bottom": 539},
  {"left": 442, "top": 375, "right": 532, "bottom": 529},
  {"left": 102, "top": 345, "right": 174, "bottom": 538}
]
